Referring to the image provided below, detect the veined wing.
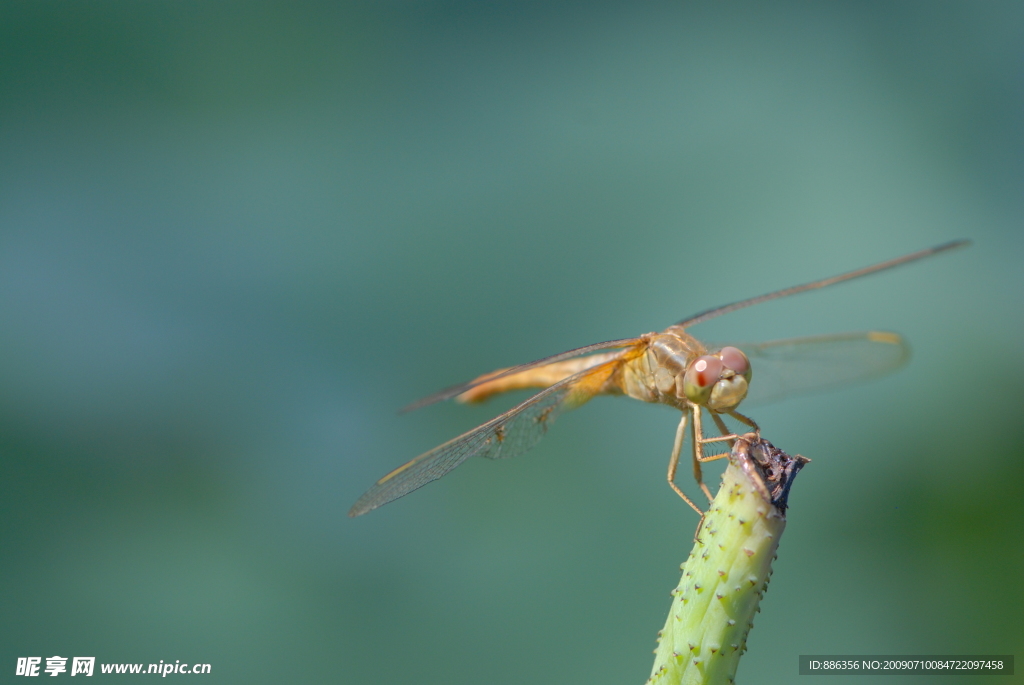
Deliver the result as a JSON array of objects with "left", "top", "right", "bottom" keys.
[
  {"left": 720, "top": 331, "right": 910, "bottom": 407},
  {"left": 675, "top": 241, "right": 968, "bottom": 329},
  {"left": 350, "top": 350, "right": 638, "bottom": 517},
  {"left": 400, "top": 337, "right": 643, "bottom": 413}
]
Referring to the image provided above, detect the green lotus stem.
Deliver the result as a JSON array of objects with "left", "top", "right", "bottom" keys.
[{"left": 648, "top": 434, "right": 808, "bottom": 685}]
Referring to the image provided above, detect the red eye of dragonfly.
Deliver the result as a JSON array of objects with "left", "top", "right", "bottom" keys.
[
  {"left": 691, "top": 356, "right": 723, "bottom": 387},
  {"left": 719, "top": 346, "right": 749, "bottom": 376}
]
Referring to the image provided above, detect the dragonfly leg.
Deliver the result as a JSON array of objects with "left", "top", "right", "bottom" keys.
[
  {"left": 710, "top": 412, "right": 736, "bottom": 448},
  {"left": 692, "top": 511, "right": 709, "bottom": 543},
  {"left": 728, "top": 409, "right": 760, "bottom": 434},
  {"left": 695, "top": 408, "right": 739, "bottom": 452},
  {"left": 666, "top": 411, "right": 705, "bottom": 517},
  {"left": 691, "top": 407, "right": 723, "bottom": 503},
  {"left": 692, "top": 406, "right": 742, "bottom": 504}
]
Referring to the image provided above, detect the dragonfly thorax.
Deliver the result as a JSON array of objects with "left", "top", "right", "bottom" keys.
[{"left": 627, "top": 328, "right": 752, "bottom": 413}]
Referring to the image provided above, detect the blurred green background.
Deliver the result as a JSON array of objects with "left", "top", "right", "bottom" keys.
[{"left": 1, "top": 2, "right": 1021, "bottom": 683}]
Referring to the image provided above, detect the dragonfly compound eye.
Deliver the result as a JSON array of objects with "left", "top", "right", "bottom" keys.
[
  {"left": 682, "top": 355, "right": 723, "bottom": 404},
  {"left": 719, "top": 346, "right": 751, "bottom": 381}
]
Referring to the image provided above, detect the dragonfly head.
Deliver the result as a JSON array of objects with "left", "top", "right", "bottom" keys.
[{"left": 681, "top": 346, "right": 752, "bottom": 412}]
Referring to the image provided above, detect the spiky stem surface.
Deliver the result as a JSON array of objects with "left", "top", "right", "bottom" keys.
[{"left": 648, "top": 436, "right": 803, "bottom": 685}]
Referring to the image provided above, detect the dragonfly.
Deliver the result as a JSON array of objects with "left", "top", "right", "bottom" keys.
[{"left": 349, "top": 240, "right": 968, "bottom": 518}]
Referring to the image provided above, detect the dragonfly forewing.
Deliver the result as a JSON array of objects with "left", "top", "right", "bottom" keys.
[{"left": 400, "top": 338, "right": 643, "bottom": 413}]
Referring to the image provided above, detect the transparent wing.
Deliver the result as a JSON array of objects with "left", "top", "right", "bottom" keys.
[
  {"left": 720, "top": 331, "right": 910, "bottom": 407},
  {"left": 350, "top": 354, "right": 629, "bottom": 516},
  {"left": 675, "top": 241, "right": 968, "bottom": 329}
]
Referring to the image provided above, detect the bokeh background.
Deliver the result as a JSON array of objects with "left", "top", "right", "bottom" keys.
[{"left": 1, "top": 2, "right": 1021, "bottom": 683}]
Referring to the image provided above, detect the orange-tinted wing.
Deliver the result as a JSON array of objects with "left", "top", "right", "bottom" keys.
[
  {"left": 350, "top": 343, "right": 646, "bottom": 517},
  {"left": 455, "top": 350, "right": 625, "bottom": 404},
  {"left": 400, "top": 337, "right": 644, "bottom": 413}
]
